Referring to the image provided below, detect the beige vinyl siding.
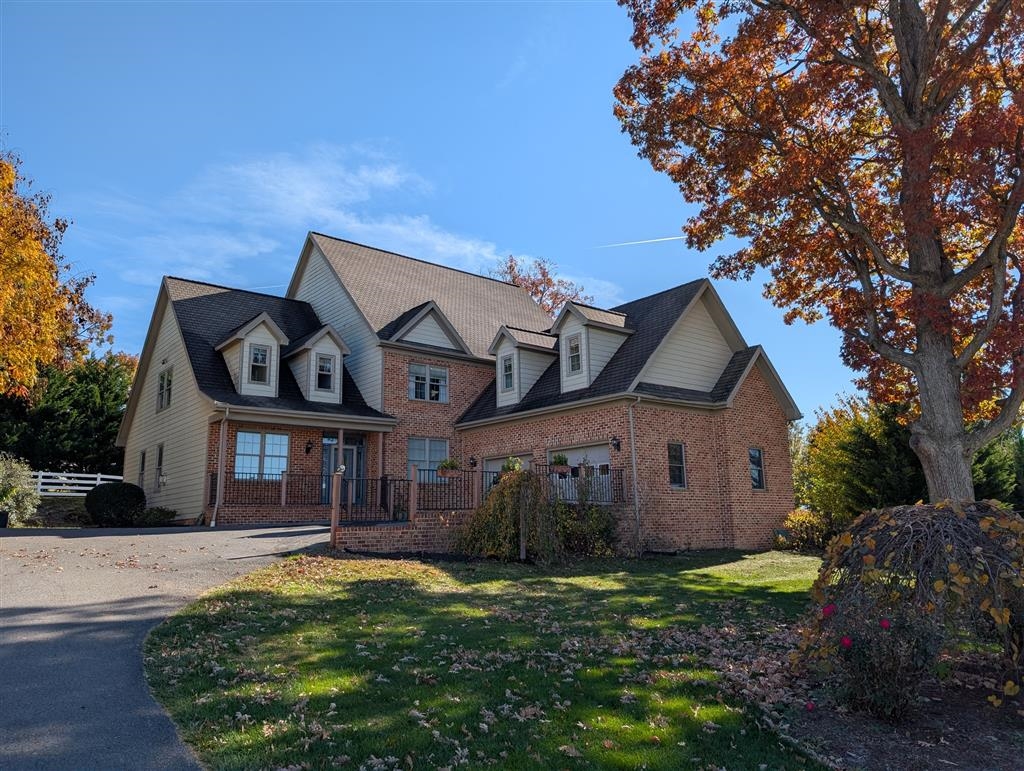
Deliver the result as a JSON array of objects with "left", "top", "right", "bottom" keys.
[
  {"left": 643, "top": 297, "right": 734, "bottom": 391},
  {"left": 306, "top": 338, "right": 344, "bottom": 404},
  {"left": 292, "top": 245, "right": 383, "bottom": 409},
  {"left": 519, "top": 349, "right": 554, "bottom": 398},
  {"left": 240, "top": 326, "right": 279, "bottom": 397},
  {"left": 401, "top": 313, "right": 457, "bottom": 349},
  {"left": 122, "top": 304, "right": 211, "bottom": 519},
  {"left": 288, "top": 351, "right": 310, "bottom": 399},
  {"left": 587, "top": 327, "right": 627, "bottom": 383},
  {"left": 222, "top": 340, "right": 242, "bottom": 390},
  {"left": 560, "top": 317, "right": 589, "bottom": 392},
  {"left": 495, "top": 338, "right": 518, "bottom": 408}
]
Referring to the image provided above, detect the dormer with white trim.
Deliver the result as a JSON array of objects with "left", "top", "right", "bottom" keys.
[
  {"left": 215, "top": 312, "right": 289, "bottom": 398},
  {"left": 487, "top": 326, "right": 558, "bottom": 407},
  {"left": 549, "top": 302, "right": 633, "bottom": 392},
  {"left": 283, "top": 324, "right": 351, "bottom": 404},
  {"left": 384, "top": 300, "right": 472, "bottom": 354}
]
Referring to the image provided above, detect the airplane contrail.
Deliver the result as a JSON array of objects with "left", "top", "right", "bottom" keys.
[{"left": 596, "top": 236, "right": 687, "bottom": 248}]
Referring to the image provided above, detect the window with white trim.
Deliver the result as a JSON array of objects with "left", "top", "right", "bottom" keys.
[
  {"left": 234, "top": 431, "right": 288, "bottom": 480},
  {"left": 316, "top": 354, "right": 335, "bottom": 391},
  {"left": 155, "top": 444, "right": 164, "bottom": 488},
  {"left": 249, "top": 345, "right": 269, "bottom": 384},
  {"left": 408, "top": 437, "right": 449, "bottom": 480},
  {"left": 500, "top": 354, "right": 514, "bottom": 392},
  {"left": 138, "top": 451, "right": 146, "bottom": 489},
  {"left": 157, "top": 368, "right": 173, "bottom": 411},
  {"left": 749, "top": 447, "right": 766, "bottom": 490},
  {"left": 668, "top": 443, "right": 687, "bottom": 488},
  {"left": 567, "top": 334, "right": 582, "bottom": 374},
  {"left": 408, "top": 364, "right": 448, "bottom": 403}
]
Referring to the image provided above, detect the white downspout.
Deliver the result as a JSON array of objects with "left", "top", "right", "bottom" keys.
[
  {"left": 211, "top": 404, "right": 229, "bottom": 527},
  {"left": 628, "top": 396, "right": 642, "bottom": 556}
]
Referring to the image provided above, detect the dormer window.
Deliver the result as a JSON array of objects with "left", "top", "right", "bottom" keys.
[
  {"left": 249, "top": 345, "right": 269, "bottom": 384},
  {"left": 316, "top": 355, "right": 335, "bottom": 391},
  {"left": 567, "top": 334, "right": 582, "bottom": 374},
  {"left": 501, "top": 355, "right": 514, "bottom": 392}
]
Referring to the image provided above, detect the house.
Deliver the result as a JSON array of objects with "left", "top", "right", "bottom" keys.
[{"left": 117, "top": 232, "right": 800, "bottom": 551}]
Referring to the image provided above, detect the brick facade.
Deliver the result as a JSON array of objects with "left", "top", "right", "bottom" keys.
[{"left": 203, "top": 356, "right": 793, "bottom": 550}]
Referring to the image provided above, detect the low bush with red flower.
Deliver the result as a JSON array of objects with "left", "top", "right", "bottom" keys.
[{"left": 799, "top": 501, "right": 1023, "bottom": 721}]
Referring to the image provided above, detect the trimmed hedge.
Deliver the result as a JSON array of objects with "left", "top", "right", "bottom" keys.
[{"left": 85, "top": 482, "right": 146, "bottom": 527}]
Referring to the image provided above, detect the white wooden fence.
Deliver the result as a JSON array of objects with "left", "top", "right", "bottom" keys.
[{"left": 31, "top": 471, "right": 123, "bottom": 497}]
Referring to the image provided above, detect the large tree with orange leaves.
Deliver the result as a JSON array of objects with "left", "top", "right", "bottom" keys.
[
  {"left": 493, "top": 255, "right": 593, "bottom": 316},
  {"left": 615, "top": 1, "right": 1024, "bottom": 502},
  {"left": 0, "top": 152, "right": 111, "bottom": 397}
]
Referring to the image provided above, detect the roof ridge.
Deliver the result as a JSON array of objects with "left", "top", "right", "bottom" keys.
[
  {"left": 503, "top": 324, "right": 556, "bottom": 335},
  {"left": 309, "top": 231, "right": 529, "bottom": 291},
  {"left": 568, "top": 300, "right": 626, "bottom": 316},
  {"left": 165, "top": 275, "right": 305, "bottom": 304},
  {"left": 610, "top": 278, "right": 707, "bottom": 312}
]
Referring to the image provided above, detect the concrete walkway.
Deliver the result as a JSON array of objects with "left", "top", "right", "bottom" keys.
[{"left": 0, "top": 525, "right": 329, "bottom": 770}]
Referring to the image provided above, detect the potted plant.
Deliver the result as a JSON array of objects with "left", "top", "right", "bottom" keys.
[
  {"left": 550, "top": 453, "right": 571, "bottom": 474},
  {"left": 436, "top": 458, "right": 461, "bottom": 479}
]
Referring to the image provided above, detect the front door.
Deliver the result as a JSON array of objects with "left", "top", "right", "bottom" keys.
[
  {"left": 321, "top": 438, "right": 339, "bottom": 504},
  {"left": 342, "top": 445, "right": 365, "bottom": 505}
]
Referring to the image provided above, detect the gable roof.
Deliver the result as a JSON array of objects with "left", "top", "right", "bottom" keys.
[
  {"left": 282, "top": 324, "right": 351, "bottom": 359},
  {"left": 459, "top": 280, "right": 707, "bottom": 424},
  {"left": 164, "top": 277, "right": 389, "bottom": 418},
  {"left": 291, "top": 233, "right": 553, "bottom": 359},
  {"left": 458, "top": 280, "right": 801, "bottom": 425},
  {"left": 487, "top": 325, "right": 559, "bottom": 355},
  {"left": 377, "top": 300, "right": 471, "bottom": 354},
  {"left": 215, "top": 311, "right": 289, "bottom": 350},
  {"left": 551, "top": 301, "right": 633, "bottom": 334}
]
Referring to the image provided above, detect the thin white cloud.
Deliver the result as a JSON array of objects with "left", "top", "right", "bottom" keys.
[{"left": 85, "top": 143, "right": 510, "bottom": 289}]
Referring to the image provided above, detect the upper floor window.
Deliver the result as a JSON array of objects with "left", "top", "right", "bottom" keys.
[
  {"left": 235, "top": 431, "right": 288, "bottom": 480},
  {"left": 409, "top": 363, "right": 448, "bottom": 403},
  {"left": 567, "top": 334, "right": 582, "bottom": 374},
  {"left": 316, "top": 355, "right": 335, "bottom": 391},
  {"left": 749, "top": 447, "right": 766, "bottom": 490},
  {"left": 668, "top": 443, "right": 687, "bottom": 488},
  {"left": 157, "top": 368, "right": 173, "bottom": 411},
  {"left": 249, "top": 345, "right": 269, "bottom": 384},
  {"left": 500, "top": 355, "right": 514, "bottom": 392}
]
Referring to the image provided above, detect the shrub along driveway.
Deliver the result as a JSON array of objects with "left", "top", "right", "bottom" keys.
[{"left": 0, "top": 525, "right": 327, "bottom": 770}]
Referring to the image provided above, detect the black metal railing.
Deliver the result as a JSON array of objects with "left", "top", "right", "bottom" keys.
[
  {"left": 222, "top": 472, "right": 283, "bottom": 505},
  {"left": 416, "top": 469, "right": 477, "bottom": 511},
  {"left": 284, "top": 473, "right": 333, "bottom": 506}
]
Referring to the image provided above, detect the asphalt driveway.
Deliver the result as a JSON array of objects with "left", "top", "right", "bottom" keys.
[{"left": 0, "top": 525, "right": 329, "bottom": 770}]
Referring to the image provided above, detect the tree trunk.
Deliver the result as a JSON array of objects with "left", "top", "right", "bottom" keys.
[{"left": 909, "top": 331, "right": 976, "bottom": 502}]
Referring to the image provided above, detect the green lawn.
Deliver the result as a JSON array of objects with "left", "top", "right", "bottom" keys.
[{"left": 145, "top": 551, "right": 823, "bottom": 770}]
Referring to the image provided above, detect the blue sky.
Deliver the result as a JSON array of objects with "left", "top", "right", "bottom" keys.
[{"left": 1, "top": 1, "right": 856, "bottom": 418}]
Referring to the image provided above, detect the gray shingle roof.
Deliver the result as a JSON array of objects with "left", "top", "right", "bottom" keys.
[
  {"left": 458, "top": 280, "right": 709, "bottom": 424},
  {"left": 309, "top": 233, "right": 553, "bottom": 359},
  {"left": 504, "top": 326, "right": 558, "bottom": 350},
  {"left": 165, "top": 277, "right": 391, "bottom": 419},
  {"left": 570, "top": 302, "right": 630, "bottom": 329}
]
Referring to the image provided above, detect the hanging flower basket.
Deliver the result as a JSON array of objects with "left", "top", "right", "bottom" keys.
[{"left": 437, "top": 468, "right": 460, "bottom": 479}]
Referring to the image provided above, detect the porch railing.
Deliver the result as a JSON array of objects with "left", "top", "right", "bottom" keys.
[
  {"left": 534, "top": 464, "right": 625, "bottom": 505},
  {"left": 207, "top": 472, "right": 410, "bottom": 523}
]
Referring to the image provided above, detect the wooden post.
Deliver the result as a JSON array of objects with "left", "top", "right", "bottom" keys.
[
  {"left": 330, "top": 471, "right": 342, "bottom": 549},
  {"left": 472, "top": 470, "right": 481, "bottom": 509},
  {"left": 280, "top": 471, "right": 288, "bottom": 507},
  {"left": 409, "top": 464, "right": 418, "bottom": 523}
]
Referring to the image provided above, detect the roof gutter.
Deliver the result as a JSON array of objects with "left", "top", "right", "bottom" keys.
[
  {"left": 208, "top": 402, "right": 397, "bottom": 430},
  {"left": 457, "top": 391, "right": 728, "bottom": 431},
  {"left": 456, "top": 393, "right": 635, "bottom": 430}
]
